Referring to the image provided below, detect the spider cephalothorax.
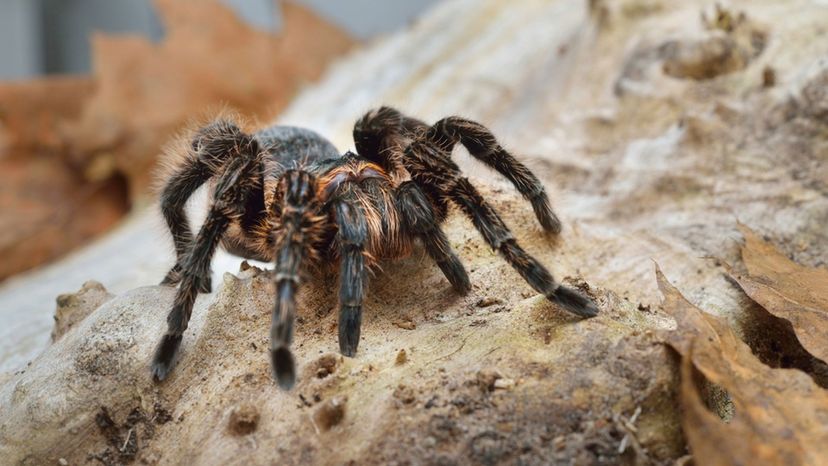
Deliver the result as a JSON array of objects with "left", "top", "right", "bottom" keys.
[{"left": 153, "top": 107, "right": 598, "bottom": 389}]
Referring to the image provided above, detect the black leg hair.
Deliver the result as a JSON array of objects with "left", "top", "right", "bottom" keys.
[
  {"left": 158, "top": 157, "right": 211, "bottom": 288},
  {"left": 152, "top": 207, "right": 229, "bottom": 382},
  {"left": 152, "top": 127, "right": 261, "bottom": 381},
  {"left": 159, "top": 119, "right": 258, "bottom": 290},
  {"left": 396, "top": 181, "right": 471, "bottom": 294},
  {"left": 353, "top": 106, "right": 430, "bottom": 177},
  {"left": 450, "top": 177, "right": 597, "bottom": 317},
  {"left": 270, "top": 169, "right": 323, "bottom": 390},
  {"left": 427, "top": 117, "right": 561, "bottom": 233},
  {"left": 355, "top": 107, "right": 561, "bottom": 234},
  {"left": 360, "top": 109, "right": 598, "bottom": 318},
  {"left": 333, "top": 192, "right": 368, "bottom": 357}
]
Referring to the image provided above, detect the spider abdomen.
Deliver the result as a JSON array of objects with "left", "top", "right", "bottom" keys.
[
  {"left": 255, "top": 125, "right": 339, "bottom": 164},
  {"left": 216, "top": 126, "right": 339, "bottom": 263}
]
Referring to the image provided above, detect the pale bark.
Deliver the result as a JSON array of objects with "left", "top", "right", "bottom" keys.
[{"left": 2, "top": 0, "right": 827, "bottom": 464}]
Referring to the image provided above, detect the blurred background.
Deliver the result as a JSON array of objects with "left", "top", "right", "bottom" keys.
[
  {"left": 2, "top": 0, "right": 826, "bottom": 377},
  {"left": 0, "top": 0, "right": 438, "bottom": 371},
  {"left": 0, "top": 0, "right": 438, "bottom": 283},
  {"left": 0, "top": 0, "right": 440, "bottom": 78},
  {"left": 3, "top": 2, "right": 828, "bottom": 463}
]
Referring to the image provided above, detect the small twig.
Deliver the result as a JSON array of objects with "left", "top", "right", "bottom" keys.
[
  {"left": 427, "top": 334, "right": 472, "bottom": 365},
  {"left": 615, "top": 406, "right": 649, "bottom": 463},
  {"left": 481, "top": 346, "right": 501, "bottom": 359},
  {"left": 622, "top": 406, "right": 642, "bottom": 433},
  {"left": 120, "top": 428, "right": 134, "bottom": 452},
  {"left": 629, "top": 406, "right": 642, "bottom": 423},
  {"left": 308, "top": 413, "right": 321, "bottom": 436}
]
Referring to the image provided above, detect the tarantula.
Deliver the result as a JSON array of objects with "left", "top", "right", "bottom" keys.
[{"left": 153, "top": 106, "right": 598, "bottom": 390}]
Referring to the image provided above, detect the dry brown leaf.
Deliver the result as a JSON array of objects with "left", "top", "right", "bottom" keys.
[
  {"left": 657, "top": 266, "right": 828, "bottom": 466},
  {"left": 0, "top": 77, "right": 95, "bottom": 153},
  {"left": 727, "top": 224, "right": 828, "bottom": 364},
  {"left": 0, "top": 0, "right": 352, "bottom": 281},
  {"left": 0, "top": 152, "right": 128, "bottom": 282},
  {"left": 0, "top": 78, "right": 114, "bottom": 282},
  {"left": 66, "top": 0, "right": 354, "bottom": 197}
]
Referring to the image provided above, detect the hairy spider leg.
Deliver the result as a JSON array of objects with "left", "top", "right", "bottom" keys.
[
  {"left": 270, "top": 169, "right": 324, "bottom": 389},
  {"left": 353, "top": 111, "right": 472, "bottom": 291},
  {"left": 355, "top": 106, "right": 598, "bottom": 318},
  {"left": 408, "top": 132, "right": 597, "bottom": 317},
  {"left": 159, "top": 120, "right": 261, "bottom": 290},
  {"left": 396, "top": 181, "right": 471, "bottom": 294},
  {"left": 153, "top": 132, "right": 263, "bottom": 381},
  {"left": 427, "top": 116, "right": 561, "bottom": 233},
  {"left": 332, "top": 189, "right": 369, "bottom": 357},
  {"left": 358, "top": 107, "right": 561, "bottom": 234},
  {"left": 448, "top": 174, "right": 597, "bottom": 317}
]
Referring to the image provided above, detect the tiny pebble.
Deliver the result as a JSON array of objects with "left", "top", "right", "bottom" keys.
[
  {"left": 395, "top": 349, "right": 408, "bottom": 365},
  {"left": 553, "top": 436, "right": 566, "bottom": 451},
  {"left": 493, "top": 378, "right": 515, "bottom": 390},
  {"left": 477, "top": 368, "right": 502, "bottom": 391},
  {"left": 393, "top": 320, "right": 416, "bottom": 330},
  {"left": 477, "top": 297, "right": 503, "bottom": 308}
]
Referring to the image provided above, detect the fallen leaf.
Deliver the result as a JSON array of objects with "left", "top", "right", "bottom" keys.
[
  {"left": 0, "top": 155, "right": 128, "bottom": 281},
  {"left": 0, "top": 77, "right": 94, "bottom": 153},
  {"left": 0, "top": 78, "right": 116, "bottom": 281},
  {"left": 66, "top": 0, "right": 354, "bottom": 198},
  {"left": 657, "top": 266, "right": 828, "bottom": 466},
  {"left": 0, "top": 0, "right": 353, "bottom": 280},
  {"left": 728, "top": 224, "right": 828, "bottom": 364}
]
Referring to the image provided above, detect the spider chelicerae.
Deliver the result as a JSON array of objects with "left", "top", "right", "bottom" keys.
[{"left": 152, "top": 106, "right": 598, "bottom": 389}]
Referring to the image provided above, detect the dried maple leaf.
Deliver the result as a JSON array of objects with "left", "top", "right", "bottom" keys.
[
  {"left": 0, "top": 79, "right": 122, "bottom": 282},
  {"left": 657, "top": 266, "right": 828, "bottom": 466},
  {"left": 727, "top": 224, "right": 828, "bottom": 364},
  {"left": 0, "top": 0, "right": 352, "bottom": 281},
  {"left": 66, "top": 0, "right": 354, "bottom": 197},
  {"left": 0, "top": 77, "right": 94, "bottom": 154}
]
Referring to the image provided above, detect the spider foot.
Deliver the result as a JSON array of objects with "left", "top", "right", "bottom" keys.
[
  {"left": 271, "top": 346, "right": 296, "bottom": 390},
  {"left": 151, "top": 334, "right": 183, "bottom": 381},
  {"left": 338, "top": 305, "right": 362, "bottom": 357},
  {"left": 535, "top": 203, "right": 562, "bottom": 235},
  {"left": 548, "top": 285, "right": 599, "bottom": 318},
  {"left": 437, "top": 257, "right": 472, "bottom": 295}
]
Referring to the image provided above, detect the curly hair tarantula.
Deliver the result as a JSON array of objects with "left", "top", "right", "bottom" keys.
[{"left": 152, "top": 106, "right": 598, "bottom": 389}]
